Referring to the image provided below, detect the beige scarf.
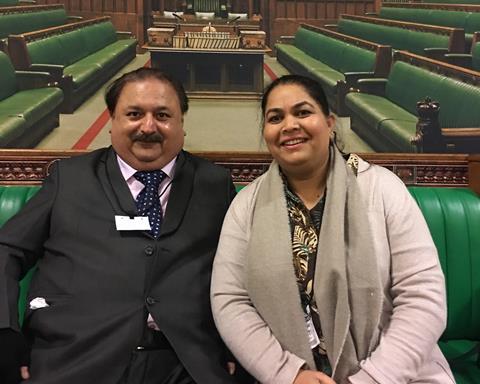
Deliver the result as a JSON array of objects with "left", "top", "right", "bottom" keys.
[{"left": 246, "top": 145, "right": 383, "bottom": 382}]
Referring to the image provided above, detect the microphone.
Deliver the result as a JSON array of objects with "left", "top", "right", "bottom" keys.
[
  {"left": 172, "top": 13, "right": 184, "bottom": 21},
  {"left": 227, "top": 15, "right": 241, "bottom": 24}
]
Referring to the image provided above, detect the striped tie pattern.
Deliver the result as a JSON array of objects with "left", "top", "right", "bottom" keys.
[{"left": 134, "top": 170, "right": 166, "bottom": 237}]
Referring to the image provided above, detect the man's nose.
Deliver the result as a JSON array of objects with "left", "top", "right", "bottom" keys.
[{"left": 140, "top": 113, "right": 157, "bottom": 133}]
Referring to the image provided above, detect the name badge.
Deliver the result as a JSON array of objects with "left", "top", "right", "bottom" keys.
[
  {"left": 305, "top": 305, "right": 320, "bottom": 349},
  {"left": 115, "top": 215, "right": 151, "bottom": 231}
]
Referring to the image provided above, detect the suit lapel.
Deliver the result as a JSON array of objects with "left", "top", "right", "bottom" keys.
[
  {"left": 160, "top": 151, "right": 194, "bottom": 237},
  {"left": 97, "top": 147, "right": 137, "bottom": 216}
]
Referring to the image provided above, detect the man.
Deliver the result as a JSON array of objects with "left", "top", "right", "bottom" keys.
[{"left": 0, "top": 68, "right": 242, "bottom": 384}]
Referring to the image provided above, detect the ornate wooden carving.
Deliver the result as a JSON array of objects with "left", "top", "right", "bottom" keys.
[{"left": 0, "top": 150, "right": 471, "bottom": 188}]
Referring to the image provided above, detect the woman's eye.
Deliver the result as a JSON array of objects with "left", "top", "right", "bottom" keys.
[
  {"left": 267, "top": 115, "right": 281, "bottom": 123},
  {"left": 297, "top": 109, "right": 311, "bottom": 117}
]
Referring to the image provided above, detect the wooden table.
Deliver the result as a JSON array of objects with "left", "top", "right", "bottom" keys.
[{"left": 145, "top": 46, "right": 266, "bottom": 99}]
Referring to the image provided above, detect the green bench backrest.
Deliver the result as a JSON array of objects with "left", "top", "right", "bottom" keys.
[
  {"left": 380, "top": 7, "right": 433, "bottom": 24},
  {"left": 27, "top": 21, "right": 118, "bottom": 67},
  {"left": 0, "top": 0, "right": 18, "bottom": 5},
  {"left": 409, "top": 187, "right": 480, "bottom": 340},
  {"left": 0, "top": 186, "right": 40, "bottom": 326},
  {"left": 6, "top": 183, "right": 479, "bottom": 337},
  {"left": 0, "top": 52, "right": 18, "bottom": 102},
  {"left": 294, "top": 27, "right": 376, "bottom": 73},
  {"left": 0, "top": 8, "right": 68, "bottom": 39},
  {"left": 338, "top": 18, "right": 450, "bottom": 55},
  {"left": 465, "top": 12, "right": 480, "bottom": 35},
  {"left": 385, "top": 61, "right": 480, "bottom": 128}
]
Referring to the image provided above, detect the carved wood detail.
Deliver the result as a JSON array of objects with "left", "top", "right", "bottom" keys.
[{"left": 0, "top": 151, "right": 471, "bottom": 188}]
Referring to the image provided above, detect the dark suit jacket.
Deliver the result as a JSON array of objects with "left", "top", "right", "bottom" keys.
[{"left": 0, "top": 147, "right": 237, "bottom": 384}]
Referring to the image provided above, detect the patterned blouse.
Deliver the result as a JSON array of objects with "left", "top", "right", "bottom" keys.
[{"left": 283, "top": 177, "right": 332, "bottom": 375}]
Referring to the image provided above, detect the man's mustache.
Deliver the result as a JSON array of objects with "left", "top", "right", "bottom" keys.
[{"left": 131, "top": 132, "right": 164, "bottom": 143}]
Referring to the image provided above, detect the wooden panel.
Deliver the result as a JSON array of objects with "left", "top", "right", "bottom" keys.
[{"left": 0, "top": 151, "right": 471, "bottom": 188}]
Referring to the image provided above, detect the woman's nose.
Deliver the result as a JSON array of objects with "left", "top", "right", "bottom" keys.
[{"left": 282, "top": 114, "right": 300, "bottom": 131}]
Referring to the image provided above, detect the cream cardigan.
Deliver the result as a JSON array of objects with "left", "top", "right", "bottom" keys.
[{"left": 211, "top": 159, "right": 455, "bottom": 384}]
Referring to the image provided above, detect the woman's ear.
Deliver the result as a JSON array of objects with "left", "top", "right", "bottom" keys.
[{"left": 327, "top": 114, "right": 336, "bottom": 133}]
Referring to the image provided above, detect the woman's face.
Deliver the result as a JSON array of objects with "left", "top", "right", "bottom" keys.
[{"left": 263, "top": 83, "right": 335, "bottom": 175}]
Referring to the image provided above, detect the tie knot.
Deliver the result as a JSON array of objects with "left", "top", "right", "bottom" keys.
[{"left": 134, "top": 170, "right": 166, "bottom": 188}]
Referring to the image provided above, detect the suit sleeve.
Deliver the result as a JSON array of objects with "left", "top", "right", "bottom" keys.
[
  {"left": 211, "top": 186, "right": 305, "bottom": 384},
  {"left": 348, "top": 168, "right": 448, "bottom": 384},
  {"left": 0, "top": 162, "right": 59, "bottom": 330}
]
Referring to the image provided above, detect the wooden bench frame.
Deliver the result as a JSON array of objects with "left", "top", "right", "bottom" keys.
[
  {"left": 0, "top": 150, "right": 476, "bottom": 194},
  {"left": 381, "top": 2, "right": 480, "bottom": 14},
  {"left": 339, "top": 14, "right": 465, "bottom": 57}
]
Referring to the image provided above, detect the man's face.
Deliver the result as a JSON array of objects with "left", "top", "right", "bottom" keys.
[{"left": 110, "top": 78, "right": 185, "bottom": 171}]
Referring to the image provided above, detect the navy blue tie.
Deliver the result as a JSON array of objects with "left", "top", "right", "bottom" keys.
[{"left": 134, "top": 170, "right": 166, "bottom": 237}]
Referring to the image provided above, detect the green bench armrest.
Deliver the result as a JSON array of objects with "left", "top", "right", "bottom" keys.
[
  {"left": 15, "top": 70, "right": 56, "bottom": 90},
  {"left": 423, "top": 47, "right": 449, "bottom": 61},
  {"left": 444, "top": 53, "right": 473, "bottom": 69},
  {"left": 355, "top": 77, "right": 388, "bottom": 96},
  {"left": 30, "top": 63, "right": 64, "bottom": 79}
]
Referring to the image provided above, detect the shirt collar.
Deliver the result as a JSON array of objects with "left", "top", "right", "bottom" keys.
[{"left": 116, "top": 154, "right": 177, "bottom": 182}]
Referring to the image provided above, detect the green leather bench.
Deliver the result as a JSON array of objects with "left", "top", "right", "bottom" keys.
[
  {"left": 0, "top": 4, "right": 76, "bottom": 39},
  {"left": 336, "top": 14, "right": 465, "bottom": 60},
  {"left": 345, "top": 51, "right": 480, "bottom": 153},
  {"left": 0, "top": 51, "right": 63, "bottom": 148},
  {"left": 275, "top": 24, "right": 391, "bottom": 116},
  {"left": 409, "top": 186, "right": 480, "bottom": 384},
  {"left": 8, "top": 16, "right": 137, "bottom": 113},
  {"left": 3, "top": 169, "right": 479, "bottom": 383},
  {"left": 377, "top": 2, "right": 480, "bottom": 49}
]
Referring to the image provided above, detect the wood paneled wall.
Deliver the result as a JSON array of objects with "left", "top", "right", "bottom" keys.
[
  {"left": 264, "top": 0, "right": 376, "bottom": 46},
  {"left": 33, "top": 0, "right": 378, "bottom": 49}
]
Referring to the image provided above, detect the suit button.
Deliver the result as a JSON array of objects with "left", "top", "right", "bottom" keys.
[
  {"left": 146, "top": 297, "right": 155, "bottom": 305},
  {"left": 144, "top": 246, "right": 154, "bottom": 256}
]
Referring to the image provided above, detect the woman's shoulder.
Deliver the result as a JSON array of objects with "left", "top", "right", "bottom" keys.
[{"left": 356, "top": 156, "right": 406, "bottom": 192}]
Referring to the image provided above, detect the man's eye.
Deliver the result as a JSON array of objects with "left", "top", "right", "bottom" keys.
[
  {"left": 127, "top": 111, "right": 141, "bottom": 118},
  {"left": 156, "top": 112, "right": 169, "bottom": 119}
]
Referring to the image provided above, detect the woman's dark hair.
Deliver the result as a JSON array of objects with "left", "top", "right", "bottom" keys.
[
  {"left": 261, "top": 74, "right": 330, "bottom": 119},
  {"left": 105, "top": 67, "right": 189, "bottom": 115}
]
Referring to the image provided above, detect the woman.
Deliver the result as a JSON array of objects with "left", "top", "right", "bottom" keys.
[{"left": 210, "top": 75, "right": 454, "bottom": 384}]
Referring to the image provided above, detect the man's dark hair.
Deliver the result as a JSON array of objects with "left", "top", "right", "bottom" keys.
[{"left": 105, "top": 67, "right": 189, "bottom": 115}]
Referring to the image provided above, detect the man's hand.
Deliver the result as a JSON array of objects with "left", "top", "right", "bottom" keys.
[
  {"left": 294, "top": 369, "right": 336, "bottom": 384},
  {"left": 0, "top": 328, "right": 31, "bottom": 383}
]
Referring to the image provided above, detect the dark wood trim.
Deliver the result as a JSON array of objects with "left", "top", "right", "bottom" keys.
[
  {"left": 0, "top": 4, "right": 65, "bottom": 14},
  {"left": 469, "top": 155, "right": 480, "bottom": 195},
  {"left": 382, "top": 2, "right": 480, "bottom": 13},
  {"left": 0, "top": 150, "right": 472, "bottom": 188}
]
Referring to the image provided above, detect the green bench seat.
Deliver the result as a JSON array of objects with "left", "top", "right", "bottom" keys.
[
  {"left": 8, "top": 17, "right": 137, "bottom": 113},
  {"left": 0, "top": 52, "right": 63, "bottom": 148},
  {"left": 275, "top": 24, "right": 391, "bottom": 116},
  {"left": 345, "top": 51, "right": 480, "bottom": 153},
  {"left": 0, "top": 5, "right": 69, "bottom": 39}
]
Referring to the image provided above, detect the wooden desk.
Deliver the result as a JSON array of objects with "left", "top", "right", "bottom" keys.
[{"left": 145, "top": 46, "right": 266, "bottom": 99}]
